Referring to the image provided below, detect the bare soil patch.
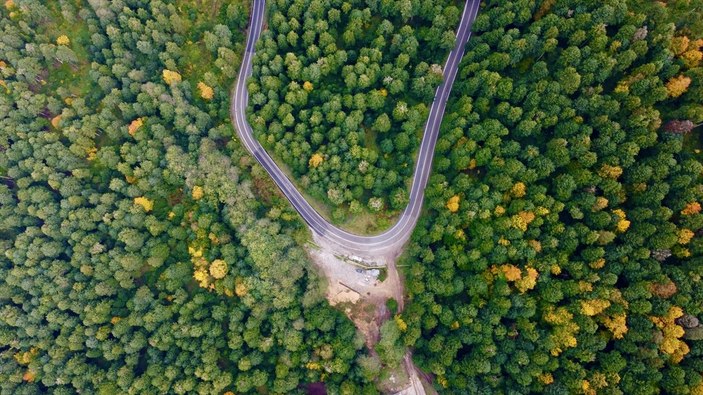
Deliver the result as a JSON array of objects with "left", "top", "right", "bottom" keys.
[
  {"left": 305, "top": 238, "right": 427, "bottom": 394},
  {"left": 307, "top": 243, "right": 398, "bottom": 346}
]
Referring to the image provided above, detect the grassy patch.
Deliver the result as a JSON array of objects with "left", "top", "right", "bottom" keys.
[
  {"left": 180, "top": 40, "right": 214, "bottom": 84},
  {"left": 335, "top": 210, "right": 398, "bottom": 236},
  {"left": 46, "top": 62, "right": 92, "bottom": 98},
  {"left": 364, "top": 127, "right": 380, "bottom": 153},
  {"left": 176, "top": 0, "right": 225, "bottom": 22},
  {"left": 38, "top": 3, "right": 93, "bottom": 100}
]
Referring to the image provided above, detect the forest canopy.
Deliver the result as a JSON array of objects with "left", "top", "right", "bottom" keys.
[
  {"left": 2, "top": 0, "right": 703, "bottom": 394},
  {"left": 398, "top": 0, "right": 703, "bottom": 393},
  {"left": 247, "top": 0, "right": 464, "bottom": 227},
  {"left": 0, "top": 1, "right": 375, "bottom": 393}
]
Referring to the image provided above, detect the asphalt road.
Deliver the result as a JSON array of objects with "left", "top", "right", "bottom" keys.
[{"left": 231, "top": 0, "right": 481, "bottom": 257}]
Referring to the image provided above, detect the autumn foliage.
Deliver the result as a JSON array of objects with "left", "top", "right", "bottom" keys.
[
  {"left": 128, "top": 118, "right": 143, "bottom": 136},
  {"left": 666, "top": 75, "right": 692, "bottom": 98},
  {"left": 651, "top": 307, "right": 691, "bottom": 363},
  {"left": 0, "top": 1, "right": 372, "bottom": 394},
  {"left": 197, "top": 81, "right": 214, "bottom": 100},
  {"left": 308, "top": 153, "right": 323, "bottom": 168},
  {"left": 399, "top": 0, "right": 703, "bottom": 392},
  {"left": 681, "top": 201, "right": 701, "bottom": 215},
  {"left": 56, "top": 35, "right": 70, "bottom": 46},
  {"left": 162, "top": 69, "right": 182, "bottom": 85},
  {"left": 133, "top": 196, "right": 153, "bottom": 212},
  {"left": 446, "top": 195, "right": 460, "bottom": 212}
]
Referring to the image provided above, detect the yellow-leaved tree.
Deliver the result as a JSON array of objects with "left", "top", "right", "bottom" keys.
[
  {"left": 511, "top": 181, "right": 526, "bottom": 197},
  {"left": 678, "top": 228, "right": 694, "bottom": 244},
  {"left": 616, "top": 218, "right": 630, "bottom": 233},
  {"left": 56, "top": 35, "right": 70, "bottom": 46},
  {"left": 592, "top": 196, "right": 608, "bottom": 211},
  {"left": 682, "top": 48, "right": 702, "bottom": 67},
  {"left": 670, "top": 36, "right": 690, "bottom": 55},
  {"left": 128, "top": 118, "right": 143, "bottom": 136},
  {"left": 650, "top": 306, "right": 690, "bottom": 363},
  {"left": 192, "top": 185, "right": 204, "bottom": 200},
  {"left": 515, "top": 267, "right": 538, "bottom": 293},
  {"left": 599, "top": 164, "right": 623, "bottom": 179},
  {"left": 197, "top": 82, "right": 214, "bottom": 100},
  {"left": 498, "top": 264, "right": 522, "bottom": 281},
  {"left": 309, "top": 153, "right": 323, "bottom": 168},
  {"left": 394, "top": 315, "right": 407, "bottom": 332},
  {"left": 235, "top": 278, "right": 248, "bottom": 296},
  {"left": 492, "top": 265, "right": 538, "bottom": 293},
  {"left": 86, "top": 147, "right": 97, "bottom": 161},
  {"left": 666, "top": 75, "right": 691, "bottom": 98},
  {"left": 162, "top": 69, "right": 182, "bottom": 85},
  {"left": 511, "top": 211, "right": 535, "bottom": 231},
  {"left": 13, "top": 348, "right": 38, "bottom": 365},
  {"left": 538, "top": 373, "right": 554, "bottom": 385},
  {"left": 581, "top": 299, "right": 611, "bottom": 316},
  {"left": 209, "top": 259, "right": 228, "bottom": 279},
  {"left": 134, "top": 197, "right": 153, "bottom": 212},
  {"left": 603, "top": 314, "right": 628, "bottom": 339},
  {"left": 543, "top": 306, "right": 579, "bottom": 356},
  {"left": 446, "top": 195, "right": 460, "bottom": 212}
]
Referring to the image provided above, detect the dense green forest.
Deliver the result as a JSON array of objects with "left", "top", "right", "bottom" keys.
[
  {"left": 397, "top": 0, "right": 703, "bottom": 393},
  {"left": 3, "top": 0, "right": 703, "bottom": 394},
  {"left": 0, "top": 1, "right": 375, "bottom": 393},
  {"left": 247, "top": 0, "right": 463, "bottom": 229}
]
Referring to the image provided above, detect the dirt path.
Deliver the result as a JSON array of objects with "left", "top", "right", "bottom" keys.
[
  {"left": 307, "top": 234, "right": 398, "bottom": 347},
  {"left": 386, "top": 257, "right": 405, "bottom": 311},
  {"left": 307, "top": 234, "right": 428, "bottom": 395}
]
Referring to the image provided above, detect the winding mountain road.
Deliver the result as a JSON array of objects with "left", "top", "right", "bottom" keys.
[{"left": 231, "top": 0, "right": 480, "bottom": 257}]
